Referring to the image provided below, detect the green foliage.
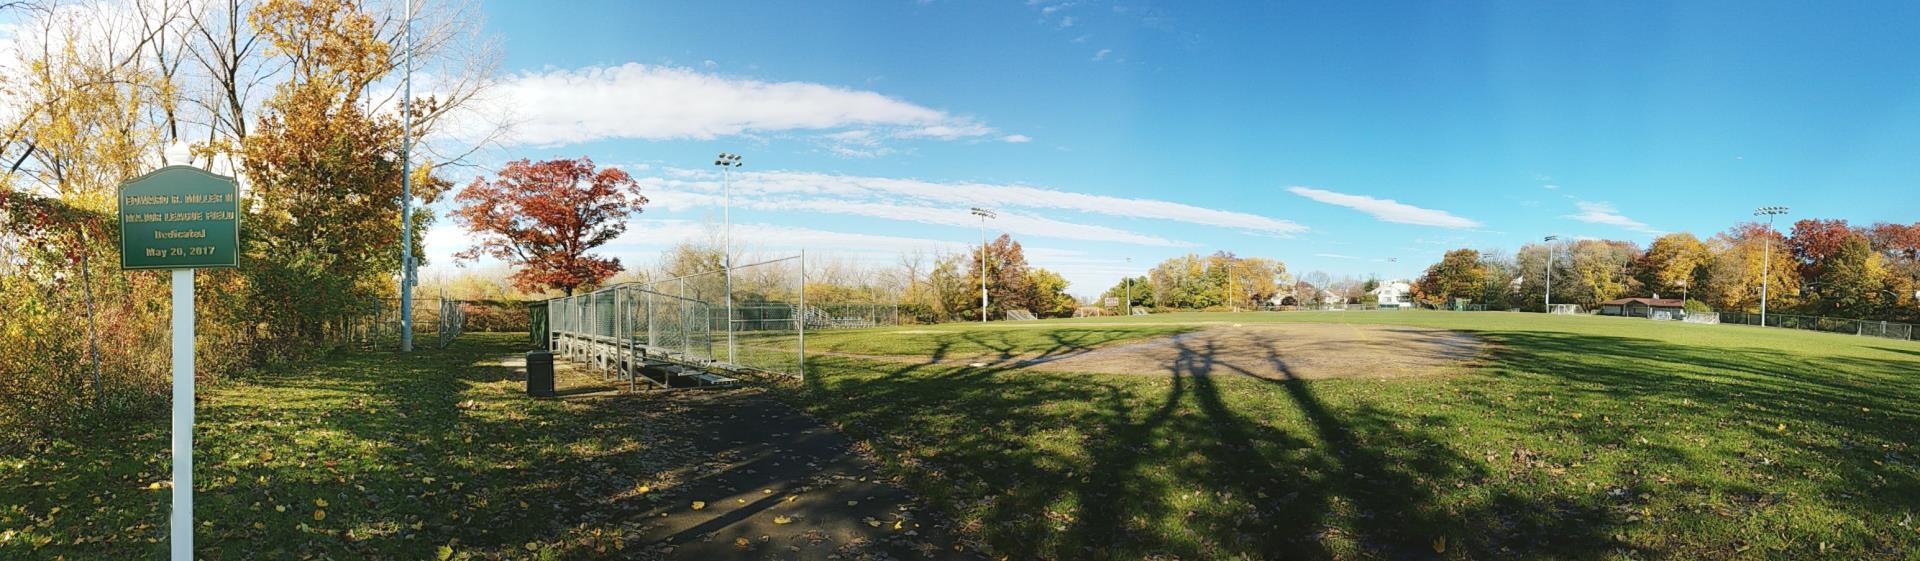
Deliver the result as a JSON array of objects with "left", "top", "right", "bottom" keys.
[
  {"left": 1026, "top": 268, "right": 1076, "bottom": 318},
  {"left": 1820, "top": 234, "right": 1888, "bottom": 317},
  {"left": 1414, "top": 249, "right": 1485, "bottom": 305},
  {"left": 1683, "top": 299, "right": 1713, "bottom": 313},
  {"left": 1146, "top": 252, "right": 1288, "bottom": 310}
]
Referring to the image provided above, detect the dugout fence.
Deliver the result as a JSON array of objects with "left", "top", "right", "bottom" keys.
[{"left": 543, "top": 253, "right": 814, "bottom": 389}]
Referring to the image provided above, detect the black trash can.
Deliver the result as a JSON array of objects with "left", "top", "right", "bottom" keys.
[{"left": 526, "top": 351, "right": 555, "bottom": 397}]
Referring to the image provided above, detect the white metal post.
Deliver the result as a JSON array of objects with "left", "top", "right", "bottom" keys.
[
  {"left": 979, "top": 217, "right": 988, "bottom": 323},
  {"left": 170, "top": 268, "right": 194, "bottom": 561},
  {"left": 1761, "top": 223, "right": 1772, "bottom": 326},
  {"left": 1755, "top": 207, "right": 1788, "bottom": 327}
]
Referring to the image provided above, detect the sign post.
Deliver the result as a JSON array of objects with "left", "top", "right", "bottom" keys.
[{"left": 119, "top": 166, "right": 240, "bottom": 561}]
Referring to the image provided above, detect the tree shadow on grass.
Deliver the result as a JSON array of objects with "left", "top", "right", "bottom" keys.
[{"left": 789, "top": 322, "right": 1920, "bottom": 560}]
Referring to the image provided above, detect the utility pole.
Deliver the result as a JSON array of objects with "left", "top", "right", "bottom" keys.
[
  {"left": 1124, "top": 256, "right": 1132, "bottom": 317},
  {"left": 398, "top": 0, "right": 414, "bottom": 352},
  {"left": 969, "top": 207, "right": 996, "bottom": 322}
]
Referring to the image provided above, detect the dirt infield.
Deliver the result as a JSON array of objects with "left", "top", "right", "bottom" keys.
[{"left": 872, "top": 323, "right": 1485, "bottom": 380}]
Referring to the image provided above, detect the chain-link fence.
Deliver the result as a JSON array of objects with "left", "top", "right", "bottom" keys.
[
  {"left": 1715, "top": 311, "right": 1915, "bottom": 341},
  {"left": 340, "top": 294, "right": 469, "bottom": 350},
  {"left": 544, "top": 254, "right": 811, "bottom": 388}
]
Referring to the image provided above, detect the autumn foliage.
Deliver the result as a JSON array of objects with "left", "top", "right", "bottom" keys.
[{"left": 452, "top": 158, "right": 646, "bottom": 296}]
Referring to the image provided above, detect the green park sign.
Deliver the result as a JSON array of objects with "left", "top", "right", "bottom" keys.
[{"left": 118, "top": 166, "right": 240, "bottom": 270}]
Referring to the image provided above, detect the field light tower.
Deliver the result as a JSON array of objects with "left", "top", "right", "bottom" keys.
[
  {"left": 1542, "top": 235, "right": 1559, "bottom": 313},
  {"left": 970, "top": 207, "right": 997, "bottom": 323},
  {"left": 716, "top": 152, "right": 742, "bottom": 364},
  {"left": 1125, "top": 257, "right": 1133, "bottom": 317},
  {"left": 1755, "top": 206, "right": 1789, "bottom": 327},
  {"left": 398, "top": 0, "right": 414, "bottom": 353}
]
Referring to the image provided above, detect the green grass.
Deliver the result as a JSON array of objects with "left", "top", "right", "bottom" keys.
[
  {"left": 778, "top": 311, "right": 1920, "bottom": 560},
  {"left": 8, "top": 314, "right": 1917, "bottom": 560},
  {"left": 0, "top": 333, "right": 692, "bottom": 560}
]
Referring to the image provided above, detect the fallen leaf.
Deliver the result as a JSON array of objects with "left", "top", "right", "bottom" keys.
[
  {"left": 257, "top": 451, "right": 274, "bottom": 462},
  {"left": 1433, "top": 535, "right": 1447, "bottom": 553},
  {"left": 436, "top": 545, "right": 454, "bottom": 561},
  {"left": 314, "top": 498, "right": 328, "bottom": 508},
  {"left": 691, "top": 501, "right": 706, "bottom": 511},
  {"left": 313, "top": 510, "right": 327, "bottom": 521},
  {"left": 773, "top": 515, "right": 793, "bottom": 524}
]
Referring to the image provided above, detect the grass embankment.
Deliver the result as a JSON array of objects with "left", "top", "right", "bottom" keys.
[
  {"left": 783, "top": 311, "right": 1920, "bottom": 560},
  {"left": 0, "top": 333, "right": 696, "bottom": 560}
]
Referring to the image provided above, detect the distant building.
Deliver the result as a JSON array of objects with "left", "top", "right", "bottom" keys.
[
  {"left": 1372, "top": 280, "right": 1413, "bottom": 308},
  {"left": 1599, "top": 297, "right": 1685, "bottom": 318}
]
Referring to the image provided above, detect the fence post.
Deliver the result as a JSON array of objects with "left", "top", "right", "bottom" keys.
[
  {"left": 680, "top": 281, "right": 691, "bottom": 358},
  {"left": 798, "top": 249, "right": 806, "bottom": 380}
]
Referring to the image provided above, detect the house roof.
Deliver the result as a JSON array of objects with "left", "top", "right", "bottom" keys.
[{"left": 1600, "top": 297, "right": 1685, "bottom": 307}]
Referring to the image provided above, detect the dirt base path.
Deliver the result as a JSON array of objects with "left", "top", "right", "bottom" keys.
[{"left": 831, "top": 324, "right": 1485, "bottom": 380}]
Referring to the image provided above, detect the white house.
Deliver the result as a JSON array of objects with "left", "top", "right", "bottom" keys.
[{"left": 1371, "top": 280, "right": 1413, "bottom": 308}]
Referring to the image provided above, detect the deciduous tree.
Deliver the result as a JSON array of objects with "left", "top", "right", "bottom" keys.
[
  {"left": 1415, "top": 249, "right": 1486, "bottom": 306},
  {"left": 451, "top": 157, "right": 644, "bottom": 296}
]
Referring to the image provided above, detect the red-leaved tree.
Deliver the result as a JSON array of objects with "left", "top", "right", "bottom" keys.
[{"left": 451, "top": 158, "right": 645, "bottom": 296}]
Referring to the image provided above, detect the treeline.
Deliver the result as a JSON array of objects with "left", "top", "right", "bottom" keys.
[
  {"left": 1, "top": 0, "right": 495, "bottom": 442},
  {"left": 1412, "top": 219, "right": 1920, "bottom": 321}
]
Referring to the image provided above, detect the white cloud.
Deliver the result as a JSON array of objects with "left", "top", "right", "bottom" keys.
[
  {"left": 1314, "top": 253, "right": 1361, "bottom": 260},
  {"left": 1001, "top": 134, "right": 1033, "bottom": 143},
  {"left": 1059, "top": 16, "right": 1076, "bottom": 28},
  {"left": 1565, "top": 201, "right": 1662, "bottom": 234},
  {"left": 698, "top": 169, "right": 1308, "bottom": 237},
  {"left": 485, "top": 63, "right": 998, "bottom": 146},
  {"left": 1286, "top": 187, "right": 1482, "bottom": 229},
  {"left": 1542, "top": 184, "right": 1560, "bottom": 190},
  {"left": 1092, "top": 49, "right": 1112, "bottom": 61}
]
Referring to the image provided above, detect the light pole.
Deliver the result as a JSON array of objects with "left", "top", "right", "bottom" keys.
[
  {"left": 970, "top": 207, "right": 996, "bottom": 322},
  {"left": 1225, "top": 255, "right": 1237, "bottom": 312},
  {"left": 716, "top": 153, "right": 741, "bottom": 364},
  {"left": 1542, "top": 235, "right": 1558, "bottom": 312},
  {"left": 1755, "top": 206, "right": 1789, "bottom": 326},
  {"left": 398, "top": 0, "right": 414, "bottom": 353},
  {"left": 1124, "top": 256, "right": 1133, "bottom": 317}
]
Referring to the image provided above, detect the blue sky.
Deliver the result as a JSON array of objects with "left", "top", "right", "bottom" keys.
[{"left": 419, "top": 0, "right": 1920, "bottom": 296}]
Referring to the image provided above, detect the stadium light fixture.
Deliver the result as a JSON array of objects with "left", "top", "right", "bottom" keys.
[
  {"left": 970, "top": 207, "right": 997, "bottom": 322},
  {"left": 1754, "top": 206, "right": 1789, "bottom": 326},
  {"left": 1542, "top": 235, "right": 1559, "bottom": 313},
  {"left": 716, "top": 153, "right": 743, "bottom": 364}
]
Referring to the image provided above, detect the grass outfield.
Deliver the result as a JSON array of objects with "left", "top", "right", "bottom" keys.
[{"left": 782, "top": 311, "right": 1920, "bottom": 560}]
